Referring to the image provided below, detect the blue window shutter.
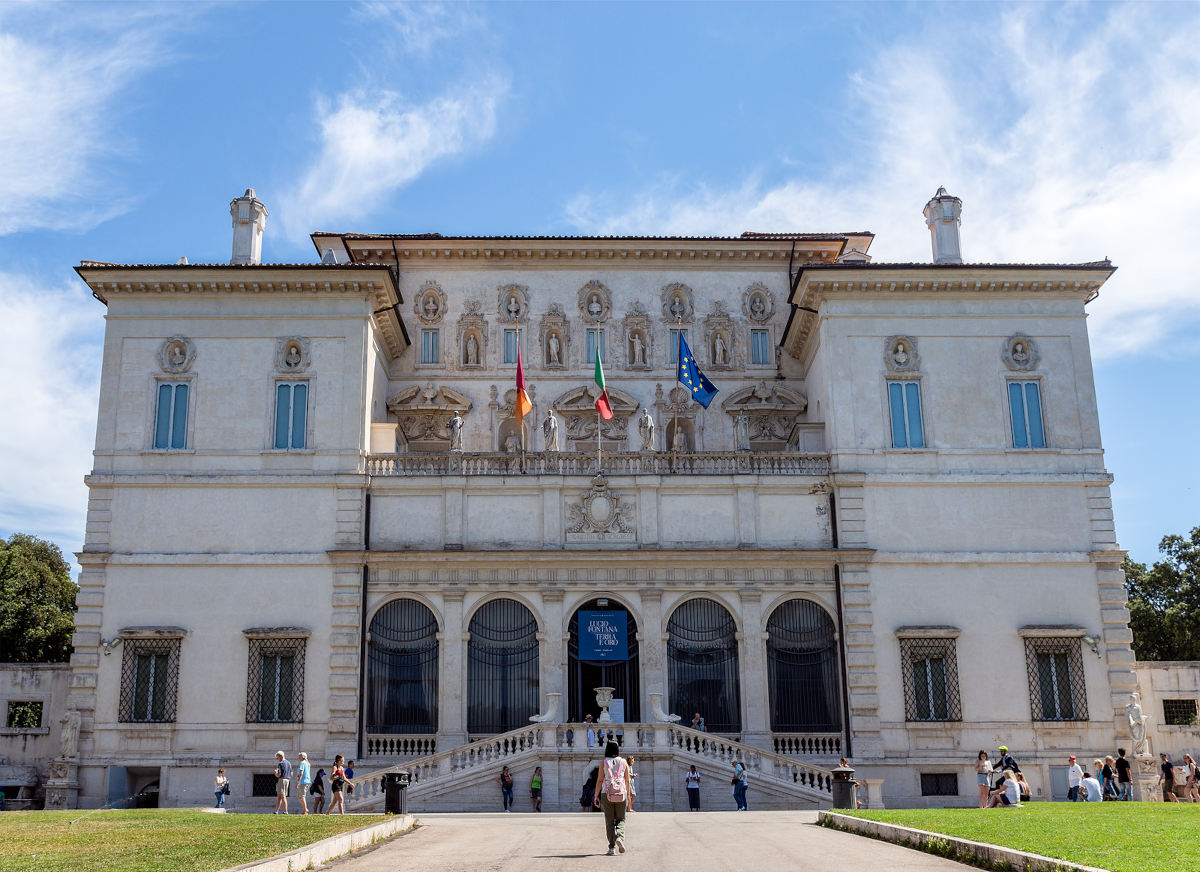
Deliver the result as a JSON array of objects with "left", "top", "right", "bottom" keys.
[
  {"left": 504, "top": 330, "right": 517, "bottom": 364},
  {"left": 1009, "top": 381, "right": 1028, "bottom": 448},
  {"left": 275, "top": 384, "right": 291, "bottom": 449},
  {"left": 1025, "top": 383, "right": 1045, "bottom": 448},
  {"left": 905, "top": 382, "right": 924, "bottom": 448},
  {"left": 888, "top": 382, "right": 907, "bottom": 447},
  {"left": 154, "top": 383, "right": 172, "bottom": 449},
  {"left": 291, "top": 383, "right": 308, "bottom": 449},
  {"left": 170, "top": 384, "right": 188, "bottom": 449}
]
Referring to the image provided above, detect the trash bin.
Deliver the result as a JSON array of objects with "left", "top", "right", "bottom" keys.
[
  {"left": 383, "top": 772, "right": 411, "bottom": 814},
  {"left": 831, "top": 763, "right": 856, "bottom": 809}
]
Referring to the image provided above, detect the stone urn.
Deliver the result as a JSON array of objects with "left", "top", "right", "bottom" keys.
[{"left": 594, "top": 686, "right": 616, "bottom": 724}]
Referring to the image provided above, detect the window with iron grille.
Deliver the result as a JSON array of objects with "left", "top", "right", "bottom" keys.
[
  {"left": 252, "top": 773, "right": 277, "bottom": 796},
  {"left": 120, "top": 638, "right": 181, "bottom": 723},
  {"left": 900, "top": 638, "right": 961, "bottom": 722},
  {"left": 247, "top": 637, "right": 306, "bottom": 723},
  {"left": 920, "top": 773, "right": 959, "bottom": 796},
  {"left": 1024, "top": 637, "right": 1087, "bottom": 721},
  {"left": 1163, "top": 699, "right": 1198, "bottom": 725}
]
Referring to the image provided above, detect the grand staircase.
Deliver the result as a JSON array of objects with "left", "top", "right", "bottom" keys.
[{"left": 351, "top": 724, "right": 837, "bottom": 813}]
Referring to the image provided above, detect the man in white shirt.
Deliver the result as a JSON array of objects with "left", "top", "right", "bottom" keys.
[
  {"left": 1067, "top": 755, "right": 1084, "bottom": 802},
  {"left": 1081, "top": 771, "right": 1103, "bottom": 802}
]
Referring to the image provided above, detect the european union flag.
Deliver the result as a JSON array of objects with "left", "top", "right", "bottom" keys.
[{"left": 677, "top": 332, "right": 719, "bottom": 408}]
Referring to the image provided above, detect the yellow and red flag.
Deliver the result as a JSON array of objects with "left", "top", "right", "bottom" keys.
[{"left": 515, "top": 344, "right": 533, "bottom": 420}]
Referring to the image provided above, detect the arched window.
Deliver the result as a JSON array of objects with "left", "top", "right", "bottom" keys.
[
  {"left": 667, "top": 598, "right": 741, "bottom": 732},
  {"left": 766, "top": 599, "right": 840, "bottom": 732},
  {"left": 468, "top": 599, "right": 539, "bottom": 734},
  {"left": 367, "top": 599, "right": 439, "bottom": 734}
]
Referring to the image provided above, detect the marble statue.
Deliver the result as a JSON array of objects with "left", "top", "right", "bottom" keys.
[
  {"left": 750, "top": 295, "right": 766, "bottom": 319},
  {"left": 1127, "top": 692, "right": 1150, "bottom": 756},
  {"left": 284, "top": 344, "right": 301, "bottom": 368},
  {"left": 543, "top": 410, "right": 560, "bottom": 452},
  {"left": 892, "top": 341, "right": 909, "bottom": 367},
  {"left": 670, "top": 294, "right": 685, "bottom": 319},
  {"left": 448, "top": 411, "right": 464, "bottom": 451},
  {"left": 59, "top": 710, "right": 81, "bottom": 759},
  {"left": 588, "top": 294, "right": 603, "bottom": 319},
  {"left": 1012, "top": 342, "right": 1029, "bottom": 365},
  {"left": 638, "top": 408, "right": 655, "bottom": 452},
  {"left": 168, "top": 343, "right": 186, "bottom": 367},
  {"left": 465, "top": 334, "right": 479, "bottom": 365},
  {"left": 547, "top": 333, "right": 561, "bottom": 365},
  {"left": 734, "top": 411, "right": 751, "bottom": 452},
  {"left": 673, "top": 425, "right": 687, "bottom": 453},
  {"left": 423, "top": 296, "right": 438, "bottom": 318}
]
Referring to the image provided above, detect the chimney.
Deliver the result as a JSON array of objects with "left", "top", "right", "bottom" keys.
[
  {"left": 230, "top": 188, "right": 268, "bottom": 265},
  {"left": 923, "top": 187, "right": 962, "bottom": 264}
]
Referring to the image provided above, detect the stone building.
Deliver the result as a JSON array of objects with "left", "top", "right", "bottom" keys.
[{"left": 57, "top": 187, "right": 1142, "bottom": 810}]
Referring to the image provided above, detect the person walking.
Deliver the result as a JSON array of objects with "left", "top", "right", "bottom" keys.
[
  {"left": 325, "top": 755, "right": 352, "bottom": 814},
  {"left": 1183, "top": 753, "right": 1200, "bottom": 802},
  {"left": 344, "top": 760, "right": 355, "bottom": 805},
  {"left": 731, "top": 760, "right": 749, "bottom": 811},
  {"left": 1101, "top": 756, "right": 1118, "bottom": 800},
  {"left": 499, "top": 765, "right": 515, "bottom": 812},
  {"left": 311, "top": 768, "right": 326, "bottom": 814},
  {"left": 296, "top": 752, "right": 312, "bottom": 814},
  {"left": 1115, "top": 748, "right": 1133, "bottom": 801},
  {"left": 1066, "top": 755, "right": 1083, "bottom": 802},
  {"left": 685, "top": 764, "right": 702, "bottom": 811},
  {"left": 995, "top": 745, "right": 1020, "bottom": 773},
  {"left": 580, "top": 767, "right": 599, "bottom": 812},
  {"left": 592, "top": 740, "right": 633, "bottom": 855},
  {"left": 273, "top": 751, "right": 292, "bottom": 814},
  {"left": 976, "top": 751, "right": 993, "bottom": 807},
  {"left": 530, "top": 766, "right": 543, "bottom": 812},
  {"left": 1158, "top": 753, "right": 1179, "bottom": 802},
  {"left": 214, "top": 768, "right": 228, "bottom": 809}
]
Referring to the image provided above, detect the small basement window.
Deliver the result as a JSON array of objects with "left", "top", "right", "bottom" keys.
[
  {"left": 252, "top": 774, "right": 277, "bottom": 797},
  {"left": 920, "top": 773, "right": 959, "bottom": 797},
  {"left": 1163, "top": 698, "right": 1198, "bottom": 726}
]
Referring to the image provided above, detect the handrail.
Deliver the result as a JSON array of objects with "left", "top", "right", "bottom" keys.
[
  {"left": 365, "top": 451, "right": 830, "bottom": 477},
  {"left": 664, "top": 725, "right": 836, "bottom": 795}
]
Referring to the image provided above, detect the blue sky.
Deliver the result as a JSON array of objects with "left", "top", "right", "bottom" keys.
[{"left": 0, "top": 1, "right": 1196, "bottom": 573}]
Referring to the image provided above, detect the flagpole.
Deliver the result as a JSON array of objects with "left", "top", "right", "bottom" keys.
[
  {"left": 517, "top": 316, "right": 525, "bottom": 474},
  {"left": 595, "top": 325, "right": 602, "bottom": 473},
  {"left": 673, "top": 316, "right": 682, "bottom": 462}
]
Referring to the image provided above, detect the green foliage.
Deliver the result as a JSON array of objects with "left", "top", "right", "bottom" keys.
[
  {"left": 0, "top": 533, "right": 77, "bottom": 663},
  {"left": 7, "top": 700, "right": 43, "bottom": 728},
  {"left": 1125, "top": 527, "right": 1200, "bottom": 660}
]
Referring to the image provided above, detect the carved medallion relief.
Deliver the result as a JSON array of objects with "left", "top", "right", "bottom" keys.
[
  {"left": 158, "top": 336, "right": 196, "bottom": 373},
  {"left": 275, "top": 337, "right": 310, "bottom": 373},
  {"left": 566, "top": 475, "right": 636, "bottom": 544},
  {"left": 660, "top": 283, "right": 695, "bottom": 324},
  {"left": 496, "top": 284, "right": 530, "bottom": 323},
  {"left": 884, "top": 335, "right": 919, "bottom": 372},
  {"left": 1002, "top": 333, "right": 1039, "bottom": 371},
  {"left": 414, "top": 281, "right": 446, "bottom": 324}
]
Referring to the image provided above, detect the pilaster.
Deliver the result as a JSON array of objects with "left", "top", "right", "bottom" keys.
[
  {"left": 737, "top": 588, "right": 771, "bottom": 749},
  {"left": 438, "top": 588, "right": 468, "bottom": 747},
  {"left": 326, "top": 558, "right": 362, "bottom": 758}
]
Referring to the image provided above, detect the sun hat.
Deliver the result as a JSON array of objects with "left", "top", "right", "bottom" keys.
[{"left": 1069, "top": 755, "right": 1076, "bottom": 761}]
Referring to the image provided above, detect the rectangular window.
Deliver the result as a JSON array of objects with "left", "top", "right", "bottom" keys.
[
  {"left": 252, "top": 774, "right": 277, "bottom": 797},
  {"left": 421, "top": 329, "right": 439, "bottom": 364},
  {"left": 503, "top": 329, "right": 519, "bottom": 364},
  {"left": 751, "top": 329, "right": 772, "bottom": 365},
  {"left": 119, "top": 638, "right": 180, "bottom": 723},
  {"left": 274, "top": 382, "right": 308, "bottom": 450},
  {"left": 669, "top": 329, "right": 688, "bottom": 364},
  {"left": 153, "top": 382, "right": 189, "bottom": 449},
  {"left": 920, "top": 773, "right": 959, "bottom": 796},
  {"left": 900, "top": 637, "right": 961, "bottom": 721},
  {"left": 6, "top": 700, "right": 42, "bottom": 729},
  {"left": 246, "top": 637, "right": 306, "bottom": 724},
  {"left": 1024, "top": 637, "right": 1087, "bottom": 721},
  {"left": 586, "top": 329, "right": 606, "bottom": 365},
  {"left": 887, "top": 381, "right": 924, "bottom": 448},
  {"left": 1163, "top": 699, "right": 1198, "bottom": 725},
  {"left": 1009, "top": 380, "right": 1045, "bottom": 448}
]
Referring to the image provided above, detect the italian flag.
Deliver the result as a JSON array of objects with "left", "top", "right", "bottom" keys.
[
  {"left": 594, "top": 347, "right": 613, "bottom": 420},
  {"left": 515, "top": 345, "right": 533, "bottom": 420}
]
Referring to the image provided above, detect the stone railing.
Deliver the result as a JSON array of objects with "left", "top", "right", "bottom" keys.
[
  {"left": 365, "top": 733, "right": 437, "bottom": 759},
  {"left": 365, "top": 451, "right": 829, "bottom": 477},
  {"left": 665, "top": 725, "right": 834, "bottom": 797},
  {"left": 773, "top": 733, "right": 843, "bottom": 758}
]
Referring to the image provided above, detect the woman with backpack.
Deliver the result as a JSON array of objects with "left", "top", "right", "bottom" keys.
[{"left": 592, "top": 741, "right": 633, "bottom": 855}]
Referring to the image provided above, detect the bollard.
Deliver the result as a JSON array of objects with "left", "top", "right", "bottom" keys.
[{"left": 831, "top": 763, "right": 857, "bottom": 809}]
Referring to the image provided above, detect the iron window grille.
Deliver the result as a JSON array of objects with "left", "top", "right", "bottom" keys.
[
  {"left": 247, "top": 637, "right": 306, "bottom": 723},
  {"left": 119, "top": 638, "right": 181, "bottom": 723},
  {"left": 252, "top": 773, "right": 277, "bottom": 796},
  {"left": 900, "top": 638, "right": 961, "bottom": 722},
  {"left": 1024, "top": 637, "right": 1087, "bottom": 721},
  {"left": 1163, "top": 699, "right": 1199, "bottom": 725},
  {"left": 920, "top": 773, "right": 959, "bottom": 796}
]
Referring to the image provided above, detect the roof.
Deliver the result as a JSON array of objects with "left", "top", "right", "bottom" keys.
[
  {"left": 796, "top": 259, "right": 1115, "bottom": 272},
  {"left": 76, "top": 261, "right": 395, "bottom": 270},
  {"left": 312, "top": 231, "right": 872, "bottom": 243}
]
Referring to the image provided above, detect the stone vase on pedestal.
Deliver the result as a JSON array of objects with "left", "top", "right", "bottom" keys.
[{"left": 594, "top": 687, "right": 615, "bottom": 724}]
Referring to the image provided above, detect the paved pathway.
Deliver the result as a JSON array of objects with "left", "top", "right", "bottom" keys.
[{"left": 328, "top": 811, "right": 969, "bottom": 871}]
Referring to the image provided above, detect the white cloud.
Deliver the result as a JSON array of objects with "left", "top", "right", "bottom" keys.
[
  {"left": 0, "top": 271, "right": 103, "bottom": 569},
  {"left": 563, "top": 5, "right": 1200, "bottom": 358},
  {"left": 279, "top": 79, "right": 507, "bottom": 240},
  {"left": 354, "top": 2, "right": 485, "bottom": 58},
  {"left": 0, "top": 8, "right": 181, "bottom": 235}
]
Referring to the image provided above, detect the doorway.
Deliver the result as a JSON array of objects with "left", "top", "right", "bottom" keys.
[{"left": 568, "top": 598, "right": 640, "bottom": 722}]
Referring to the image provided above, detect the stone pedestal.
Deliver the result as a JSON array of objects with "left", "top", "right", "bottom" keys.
[
  {"left": 44, "top": 760, "right": 79, "bottom": 810},
  {"left": 1134, "top": 756, "right": 1159, "bottom": 801}
]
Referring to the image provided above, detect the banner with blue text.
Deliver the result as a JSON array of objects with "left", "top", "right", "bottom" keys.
[{"left": 578, "top": 611, "right": 628, "bottom": 661}]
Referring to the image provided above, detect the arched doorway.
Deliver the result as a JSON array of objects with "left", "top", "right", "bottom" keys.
[
  {"left": 667, "top": 598, "right": 741, "bottom": 732},
  {"left": 568, "top": 598, "right": 640, "bottom": 722},
  {"left": 366, "top": 599, "right": 439, "bottom": 734},
  {"left": 766, "top": 599, "right": 841, "bottom": 731},
  {"left": 467, "top": 598, "right": 539, "bottom": 734}
]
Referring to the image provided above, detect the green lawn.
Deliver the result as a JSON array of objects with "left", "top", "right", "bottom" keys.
[
  {"left": 0, "top": 809, "right": 388, "bottom": 872},
  {"left": 838, "top": 803, "right": 1200, "bottom": 872}
]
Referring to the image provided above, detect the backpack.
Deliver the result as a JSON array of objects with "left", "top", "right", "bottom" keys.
[{"left": 603, "top": 758, "right": 628, "bottom": 802}]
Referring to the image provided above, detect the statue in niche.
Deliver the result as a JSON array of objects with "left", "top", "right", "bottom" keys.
[
  {"left": 734, "top": 411, "right": 751, "bottom": 452},
  {"left": 670, "top": 294, "right": 685, "bottom": 320},
  {"left": 423, "top": 296, "right": 438, "bottom": 319},
  {"left": 588, "top": 294, "right": 603, "bottom": 319},
  {"left": 547, "top": 332, "right": 561, "bottom": 365},
  {"left": 167, "top": 343, "right": 186, "bottom": 367},
  {"left": 630, "top": 331, "right": 646, "bottom": 366},
  {"left": 504, "top": 434, "right": 520, "bottom": 453},
  {"left": 750, "top": 295, "right": 766, "bottom": 319},
  {"left": 543, "top": 409, "right": 560, "bottom": 452},
  {"left": 465, "top": 334, "right": 479, "bottom": 366},
  {"left": 1012, "top": 342, "right": 1029, "bottom": 366},
  {"left": 638, "top": 408, "right": 655, "bottom": 452},
  {"left": 284, "top": 344, "right": 302, "bottom": 368},
  {"left": 892, "top": 341, "right": 909, "bottom": 368},
  {"left": 714, "top": 333, "right": 729, "bottom": 366},
  {"left": 507, "top": 295, "right": 520, "bottom": 319},
  {"left": 448, "top": 411, "right": 464, "bottom": 451},
  {"left": 673, "top": 425, "right": 687, "bottom": 453}
]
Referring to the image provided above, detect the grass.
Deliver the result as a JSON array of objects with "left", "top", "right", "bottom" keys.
[
  {"left": 836, "top": 803, "right": 1200, "bottom": 872},
  {"left": 0, "top": 809, "right": 388, "bottom": 872}
]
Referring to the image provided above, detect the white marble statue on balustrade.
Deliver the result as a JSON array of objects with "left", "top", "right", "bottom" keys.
[
  {"left": 543, "top": 410, "right": 560, "bottom": 452},
  {"left": 638, "top": 408, "right": 655, "bottom": 452},
  {"left": 448, "top": 411, "right": 464, "bottom": 451}
]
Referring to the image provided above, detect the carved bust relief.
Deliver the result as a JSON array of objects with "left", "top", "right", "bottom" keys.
[
  {"left": 884, "top": 335, "right": 919, "bottom": 372},
  {"left": 577, "top": 280, "right": 612, "bottom": 323},
  {"left": 456, "top": 300, "right": 488, "bottom": 369},
  {"left": 1002, "top": 333, "right": 1039, "bottom": 372},
  {"left": 742, "top": 283, "right": 775, "bottom": 323},
  {"left": 158, "top": 336, "right": 196, "bottom": 374},
  {"left": 661, "top": 282, "right": 695, "bottom": 324},
  {"left": 275, "top": 337, "right": 310, "bottom": 373},
  {"left": 496, "top": 284, "right": 530, "bottom": 324},
  {"left": 414, "top": 281, "right": 446, "bottom": 324}
]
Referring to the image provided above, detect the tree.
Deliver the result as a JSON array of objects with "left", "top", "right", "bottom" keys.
[
  {"left": 1124, "top": 527, "right": 1200, "bottom": 661},
  {"left": 0, "top": 533, "right": 77, "bottom": 663}
]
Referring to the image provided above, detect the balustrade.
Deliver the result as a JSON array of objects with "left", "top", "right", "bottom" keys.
[
  {"left": 365, "top": 734, "right": 437, "bottom": 759},
  {"left": 772, "top": 733, "right": 843, "bottom": 758},
  {"left": 365, "top": 451, "right": 829, "bottom": 477}
]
